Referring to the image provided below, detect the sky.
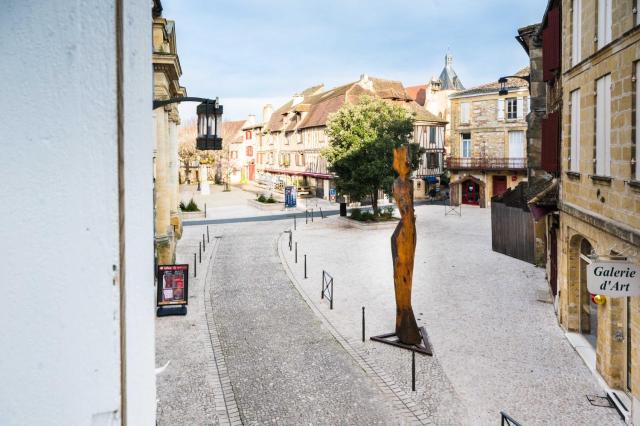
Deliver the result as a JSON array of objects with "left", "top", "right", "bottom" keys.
[{"left": 162, "top": 0, "right": 547, "bottom": 124}]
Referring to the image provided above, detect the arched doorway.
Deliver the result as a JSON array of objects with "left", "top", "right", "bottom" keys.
[
  {"left": 461, "top": 179, "right": 480, "bottom": 205},
  {"left": 574, "top": 236, "right": 597, "bottom": 348}
]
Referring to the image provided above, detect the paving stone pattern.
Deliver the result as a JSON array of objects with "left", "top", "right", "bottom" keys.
[{"left": 209, "top": 221, "right": 409, "bottom": 425}]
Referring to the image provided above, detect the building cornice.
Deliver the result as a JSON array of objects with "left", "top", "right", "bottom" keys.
[{"left": 559, "top": 201, "right": 640, "bottom": 247}]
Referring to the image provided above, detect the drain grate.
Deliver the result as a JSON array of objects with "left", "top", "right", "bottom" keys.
[{"left": 586, "top": 395, "right": 614, "bottom": 408}]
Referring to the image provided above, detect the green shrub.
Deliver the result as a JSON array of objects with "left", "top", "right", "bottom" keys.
[
  {"left": 180, "top": 198, "right": 200, "bottom": 212},
  {"left": 360, "top": 211, "right": 374, "bottom": 221},
  {"left": 257, "top": 194, "right": 267, "bottom": 203},
  {"left": 266, "top": 194, "right": 276, "bottom": 203},
  {"left": 380, "top": 206, "right": 394, "bottom": 219},
  {"left": 350, "top": 208, "right": 362, "bottom": 220}
]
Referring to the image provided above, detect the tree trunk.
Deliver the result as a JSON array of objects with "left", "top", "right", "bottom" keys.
[{"left": 371, "top": 190, "right": 378, "bottom": 214}]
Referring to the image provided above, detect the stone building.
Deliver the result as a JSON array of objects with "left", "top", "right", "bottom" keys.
[
  {"left": 406, "top": 53, "right": 465, "bottom": 146},
  {"left": 447, "top": 69, "right": 531, "bottom": 207},
  {"left": 222, "top": 120, "right": 246, "bottom": 184},
  {"left": 153, "top": 3, "right": 186, "bottom": 264},
  {"left": 255, "top": 75, "right": 447, "bottom": 199},
  {"left": 554, "top": 0, "right": 640, "bottom": 420}
]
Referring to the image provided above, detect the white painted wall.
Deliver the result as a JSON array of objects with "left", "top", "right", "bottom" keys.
[{"left": 0, "top": 1, "right": 155, "bottom": 425}]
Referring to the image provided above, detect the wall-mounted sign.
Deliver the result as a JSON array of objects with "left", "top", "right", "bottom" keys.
[
  {"left": 587, "top": 260, "right": 640, "bottom": 297},
  {"left": 285, "top": 186, "right": 297, "bottom": 208},
  {"left": 157, "top": 264, "right": 189, "bottom": 306},
  {"left": 329, "top": 188, "right": 337, "bottom": 202}
]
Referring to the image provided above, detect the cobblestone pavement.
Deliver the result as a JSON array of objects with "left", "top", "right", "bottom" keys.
[
  {"left": 208, "top": 219, "right": 417, "bottom": 425},
  {"left": 156, "top": 226, "right": 226, "bottom": 425},
  {"left": 283, "top": 205, "right": 625, "bottom": 426}
]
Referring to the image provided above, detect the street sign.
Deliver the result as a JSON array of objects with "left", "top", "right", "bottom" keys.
[
  {"left": 329, "top": 188, "right": 337, "bottom": 202},
  {"left": 587, "top": 260, "right": 640, "bottom": 297},
  {"left": 157, "top": 264, "right": 189, "bottom": 306},
  {"left": 285, "top": 186, "right": 297, "bottom": 208}
]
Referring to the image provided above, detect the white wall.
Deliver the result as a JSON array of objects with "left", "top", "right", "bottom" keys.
[{"left": 0, "top": 1, "right": 155, "bottom": 425}]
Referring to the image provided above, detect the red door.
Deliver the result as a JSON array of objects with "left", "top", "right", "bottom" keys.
[
  {"left": 461, "top": 181, "right": 479, "bottom": 205},
  {"left": 492, "top": 176, "right": 507, "bottom": 197},
  {"left": 248, "top": 164, "right": 255, "bottom": 181}
]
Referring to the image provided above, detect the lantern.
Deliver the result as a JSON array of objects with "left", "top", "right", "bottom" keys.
[
  {"left": 498, "top": 77, "right": 508, "bottom": 96},
  {"left": 196, "top": 98, "right": 223, "bottom": 150}
]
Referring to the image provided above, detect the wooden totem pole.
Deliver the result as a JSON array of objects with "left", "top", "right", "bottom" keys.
[{"left": 390, "top": 145, "right": 421, "bottom": 344}]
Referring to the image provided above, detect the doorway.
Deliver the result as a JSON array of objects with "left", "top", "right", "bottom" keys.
[
  {"left": 461, "top": 180, "right": 479, "bottom": 205},
  {"left": 578, "top": 238, "right": 597, "bottom": 348},
  {"left": 492, "top": 175, "right": 507, "bottom": 197}
]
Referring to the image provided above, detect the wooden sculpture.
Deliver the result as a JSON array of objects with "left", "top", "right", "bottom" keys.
[{"left": 391, "top": 145, "right": 421, "bottom": 345}]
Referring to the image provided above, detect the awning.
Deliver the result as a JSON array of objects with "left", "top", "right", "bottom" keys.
[
  {"left": 262, "top": 168, "right": 333, "bottom": 180},
  {"left": 423, "top": 176, "right": 438, "bottom": 184}
]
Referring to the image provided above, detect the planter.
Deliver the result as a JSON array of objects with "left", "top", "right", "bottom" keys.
[
  {"left": 181, "top": 211, "right": 205, "bottom": 220},
  {"left": 336, "top": 215, "right": 398, "bottom": 230},
  {"left": 247, "top": 199, "right": 285, "bottom": 211}
]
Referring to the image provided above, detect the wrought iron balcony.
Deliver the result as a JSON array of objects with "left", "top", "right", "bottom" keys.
[{"left": 446, "top": 157, "right": 527, "bottom": 171}]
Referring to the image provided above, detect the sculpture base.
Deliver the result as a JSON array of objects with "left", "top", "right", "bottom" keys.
[{"left": 370, "top": 326, "right": 432, "bottom": 356}]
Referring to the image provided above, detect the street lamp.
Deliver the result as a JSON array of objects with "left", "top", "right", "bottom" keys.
[
  {"left": 498, "top": 75, "right": 530, "bottom": 96},
  {"left": 153, "top": 96, "right": 223, "bottom": 150}
]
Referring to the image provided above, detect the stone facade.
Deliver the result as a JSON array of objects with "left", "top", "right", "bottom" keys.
[
  {"left": 556, "top": 0, "right": 640, "bottom": 420},
  {"left": 153, "top": 9, "right": 186, "bottom": 264},
  {"left": 447, "top": 73, "right": 530, "bottom": 207}
]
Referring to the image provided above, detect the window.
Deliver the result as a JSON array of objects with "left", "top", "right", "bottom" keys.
[
  {"left": 508, "top": 131, "right": 525, "bottom": 158},
  {"left": 460, "top": 103, "right": 470, "bottom": 124},
  {"left": 497, "top": 98, "right": 505, "bottom": 120},
  {"left": 427, "top": 152, "right": 438, "bottom": 169},
  {"left": 507, "top": 98, "right": 518, "bottom": 120},
  {"left": 572, "top": 0, "right": 582, "bottom": 65},
  {"left": 461, "top": 133, "right": 472, "bottom": 157},
  {"left": 595, "top": 74, "right": 611, "bottom": 176},
  {"left": 597, "top": 0, "right": 612, "bottom": 49},
  {"left": 245, "top": 130, "right": 252, "bottom": 140},
  {"left": 246, "top": 146, "right": 253, "bottom": 157},
  {"left": 570, "top": 89, "right": 581, "bottom": 172},
  {"left": 429, "top": 127, "right": 436, "bottom": 144}
]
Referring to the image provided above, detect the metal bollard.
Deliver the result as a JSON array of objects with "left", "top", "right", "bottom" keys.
[
  {"left": 294, "top": 214, "right": 297, "bottom": 230},
  {"left": 205, "top": 203, "right": 207, "bottom": 218},
  {"left": 362, "top": 306, "right": 365, "bottom": 342},
  {"left": 320, "top": 207, "right": 324, "bottom": 219},
  {"left": 207, "top": 225, "right": 210, "bottom": 243},
  {"left": 304, "top": 255, "right": 307, "bottom": 279},
  {"left": 194, "top": 253, "right": 197, "bottom": 277},
  {"left": 306, "top": 211, "right": 308, "bottom": 224},
  {"left": 311, "top": 209, "right": 314, "bottom": 222},
  {"left": 295, "top": 242, "right": 298, "bottom": 263},
  {"left": 411, "top": 351, "right": 416, "bottom": 391},
  {"left": 203, "top": 234, "right": 206, "bottom": 251},
  {"left": 199, "top": 241, "right": 202, "bottom": 263}
]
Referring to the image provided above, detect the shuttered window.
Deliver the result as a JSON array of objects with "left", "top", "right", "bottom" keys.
[
  {"left": 597, "top": 0, "right": 612, "bottom": 49},
  {"left": 572, "top": 0, "right": 582, "bottom": 66},
  {"left": 460, "top": 103, "right": 470, "bottom": 124},
  {"left": 497, "top": 99, "right": 505, "bottom": 120},
  {"left": 595, "top": 74, "right": 611, "bottom": 176},
  {"left": 461, "top": 133, "right": 472, "bottom": 157},
  {"left": 516, "top": 97, "right": 524, "bottom": 120},
  {"left": 507, "top": 98, "right": 518, "bottom": 120},
  {"left": 636, "top": 62, "right": 640, "bottom": 180},
  {"left": 508, "top": 131, "right": 525, "bottom": 158},
  {"left": 570, "top": 89, "right": 581, "bottom": 172}
]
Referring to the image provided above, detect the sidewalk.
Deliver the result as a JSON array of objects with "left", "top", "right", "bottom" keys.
[{"left": 280, "top": 204, "right": 625, "bottom": 425}]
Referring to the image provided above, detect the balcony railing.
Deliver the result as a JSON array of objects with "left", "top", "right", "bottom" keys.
[{"left": 446, "top": 157, "right": 526, "bottom": 171}]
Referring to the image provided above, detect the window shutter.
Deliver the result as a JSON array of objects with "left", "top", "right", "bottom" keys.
[
  {"left": 541, "top": 112, "right": 560, "bottom": 173},
  {"left": 637, "top": 62, "right": 640, "bottom": 179},
  {"left": 570, "top": 89, "right": 580, "bottom": 172},
  {"left": 572, "top": 0, "right": 582, "bottom": 66},
  {"left": 517, "top": 97, "right": 524, "bottom": 119},
  {"left": 525, "top": 96, "right": 530, "bottom": 114},
  {"left": 497, "top": 99, "right": 504, "bottom": 120}
]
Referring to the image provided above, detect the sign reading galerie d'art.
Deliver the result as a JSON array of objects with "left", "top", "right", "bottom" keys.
[{"left": 587, "top": 260, "right": 640, "bottom": 297}]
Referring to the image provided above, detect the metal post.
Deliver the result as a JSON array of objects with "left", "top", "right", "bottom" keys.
[
  {"left": 194, "top": 253, "right": 197, "bottom": 278},
  {"left": 330, "top": 279, "right": 333, "bottom": 310},
  {"left": 311, "top": 209, "right": 314, "bottom": 222},
  {"left": 320, "top": 207, "right": 324, "bottom": 219},
  {"left": 199, "top": 241, "right": 202, "bottom": 263},
  {"left": 205, "top": 203, "right": 207, "bottom": 218},
  {"left": 295, "top": 242, "right": 298, "bottom": 263},
  {"left": 305, "top": 210, "right": 308, "bottom": 224},
  {"left": 203, "top": 234, "right": 205, "bottom": 251},
  {"left": 362, "top": 306, "right": 365, "bottom": 342},
  {"left": 304, "top": 255, "right": 307, "bottom": 279},
  {"left": 411, "top": 351, "right": 416, "bottom": 391},
  {"left": 294, "top": 214, "right": 297, "bottom": 230},
  {"left": 321, "top": 271, "right": 325, "bottom": 299},
  {"left": 207, "top": 226, "right": 210, "bottom": 243},
  {"left": 289, "top": 232, "right": 292, "bottom": 251}
]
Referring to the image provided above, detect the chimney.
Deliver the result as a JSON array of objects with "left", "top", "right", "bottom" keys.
[
  {"left": 246, "top": 114, "right": 256, "bottom": 126},
  {"left": 262, "top": 104, "right": 273, "bottom": 124},
  {"left": 292, "top": 93, "right": 304, "bottom": 106}
]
